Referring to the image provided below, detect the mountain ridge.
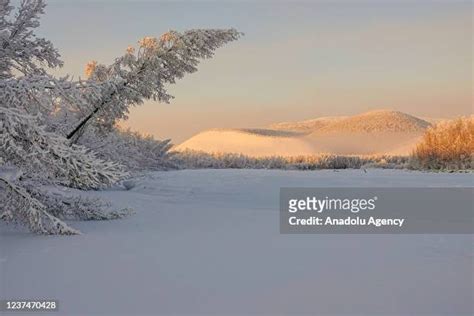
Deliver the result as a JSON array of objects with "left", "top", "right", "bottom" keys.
[{"left": 269, "top": 110, "right": 431, "bottom": 134}]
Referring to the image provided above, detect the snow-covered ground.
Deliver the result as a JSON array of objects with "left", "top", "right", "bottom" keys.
[{"left": 1, "top": 169, "right": 473, "bottom": 316}]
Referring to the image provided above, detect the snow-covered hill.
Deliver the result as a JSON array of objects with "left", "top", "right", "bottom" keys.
[
  {"left": 312, "top": 110, "right": 430, "bottom": 134},
  {"left": 176, "top": 110, "right": 433, "bottom": 156},
  {"left": 268, "top": 116, "right": 346, "bottom": 133},
  {"left": 175, "top": 128, "right": 316, "bottom": 157},
  {"left": 269, "top": 110, "right": 430, "bottom": 134}
]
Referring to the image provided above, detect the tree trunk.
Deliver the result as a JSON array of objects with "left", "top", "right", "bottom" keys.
[{"left": 66, "top": 87, "right": 120, "bottom": 144}]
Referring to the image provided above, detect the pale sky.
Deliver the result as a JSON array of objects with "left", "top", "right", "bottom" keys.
[{"left": 38, "top": 0, "right": 472, "bottom": 143}]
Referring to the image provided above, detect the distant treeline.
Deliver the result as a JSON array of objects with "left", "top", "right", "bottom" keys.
[{"left": 171, "top": 117, "right": 473, "bottom": 172}]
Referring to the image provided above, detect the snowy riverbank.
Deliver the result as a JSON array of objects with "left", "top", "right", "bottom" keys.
[{"left": 1, "top": 169, "right": 473, "bottom": 315}]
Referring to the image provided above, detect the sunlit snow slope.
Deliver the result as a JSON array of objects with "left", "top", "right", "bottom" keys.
[{"left": 176, "top": 110, "right": 432, "bottom": 156}]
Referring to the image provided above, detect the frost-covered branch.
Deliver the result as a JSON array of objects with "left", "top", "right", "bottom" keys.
[
  {"left": 0, "top": 106, "right": 127, "bottom": 189},
  {"left": 0, "top": 175, "right": 131, "bottom": 234},
  {"left": 0, "top": 0, "right": 62, "bottom": 78},
  {"left": 79, "top": 126, "right": 176, "bottom": 171},
  {"left": 67, "top": 29, "right": 242, "bottom": 142},
  {"left": 0, "top": 176, "right": 80, "bottom": 235}
]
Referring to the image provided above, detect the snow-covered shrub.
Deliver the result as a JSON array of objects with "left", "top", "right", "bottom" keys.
[
  {"left": 78, "top": 126, "right": 175, "bottom": 171},
  {"left": 172, "top": 150, "right": 409, "bottom": 170},
  {"left": 411, "top": 117, "right": 474, "bottom": 170},
  {"left": 361, "top": 157, "right": 408, "bottom": 169}
]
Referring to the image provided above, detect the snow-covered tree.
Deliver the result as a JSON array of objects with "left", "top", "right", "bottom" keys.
[
  {"left": 412, "top": 117, "right": 474, "bottom": 170},
  {"left": 67, "top": 28, "right": 241, "bottom": 143},
  {"left": 78, "top": 126, "right": 176, "bottom": 172},
  {"left": 0, "top": 0, "right": 241, "bottom": 234},
  {"left": 0, "top": 0, "right": 62, "bottom": 78},
  {"left": 1, "top": 107, "right": 127, "bottom": 189}
]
